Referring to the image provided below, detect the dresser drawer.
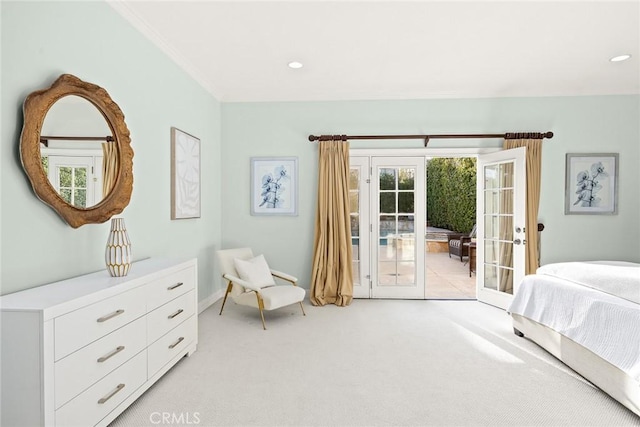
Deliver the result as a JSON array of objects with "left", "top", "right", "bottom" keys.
[
  {"left": 55, "top": 316, "right": 146, "bottom": 409},
  {"left": 55, "top": 350, "right": 146, "bottom": 427},
  {"left": 147, "top": 290, "right": 196, "bottom": 344},
  {"left": 54, "top": 286, "right": 146, "bottom": 360},
  {"left": 148, "top": 315, "right": 197, "bottom": 378},
  {"left": 146, "top": 267, "right": 196, "bottom": 311}
]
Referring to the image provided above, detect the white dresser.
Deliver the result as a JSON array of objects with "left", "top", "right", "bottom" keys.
[{"left": 0, "top": 258, "right": 198, "bottom": 427}]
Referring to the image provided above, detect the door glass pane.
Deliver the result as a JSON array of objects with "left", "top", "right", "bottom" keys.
[
  {"left": 378, "top": 262, "right": 396, "bottom": 285},
  {"left": 383, "top": 238, "right": 397, "bottom": 260},
  {"left": 379, "top": 168, "right": 396, "bottom": 190},
  {"left": 349, "top": 193, "right": 359, "bottom": 213},
  {"left": 379, "top": 215, "right": 396, "bottom": 237},
  {"left": 73, "top": 189, "right": 87, "bottom": 208},
  {"left": 484, "top": 190, "right": 499, "bottom": 213},
  {"left": 485, "top": 215, "right": 498, "bottom": 239},
  {"left": 499, "top": 242, "right": 514, "bottom": 268},
  {"left": 352, "top": 262, "right": 359, "bottom": 284},
  {"left": 398, "top": 215, "right": 414, "bottom": 233},
  {"left": 398, "top": 168, "right": 415, "bottom": 190},
  {"left": 500, "top": 216, "right": 513, "bottom": 241},
  {"left": 499, "top": 189, "right": 513, "bottom": 214},
  {"left": 59, "top": 167, "right": 72, "bottom": 187},
  {"left": 351, "top": 215, "right": 359, "bottom": 236},
  {"left": 484, "top": 240, "right": 497, "bottom": 263},
  {"left": 500, "top": 163, "right": 514, "bottom": 187},
  {"left": 396, "top": 235, "right": 415, "bottom": 261},
  {"left": 398, "top": 192, "right": 414, "bottom": 213},
  {"left": 380, "top": 193, "right": 396, "bottom": 213},
  {"left": 60, "top": 188, "right": 72, "bottom": 204},
  {"left": 75, "top": 168, "right": 87, "bottom": 187},
  {"left": 484, "top": 165, "right": 499, "bottom": 189},
  {"left": 498, "top": 267, "right": 514, "bottom": 294},
  {"left": 484, "top": 264, "right": 498, "bottom": 290},
  {"left": 397, "top": 262, "right": 416, "bottom": 284},
  {"left": 349, "top": 169, "right": 359, "bottom": 190}
]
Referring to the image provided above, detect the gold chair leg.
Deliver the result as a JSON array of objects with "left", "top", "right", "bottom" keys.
[
  {"left": 219, "top": 282, "right": 233, "bottom": 315},
  {"left": 255, "top": 293, "right": 267, "bottom": 330},
  {"left": 299, "top": 301, "right": 306, "bottom": 316}
]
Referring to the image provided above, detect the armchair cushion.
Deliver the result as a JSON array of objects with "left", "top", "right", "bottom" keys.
[
  {"left": 235, "top": 285, "right": 306, "bottom": 310},
  {"left": 233, "top": 254, "right": 276, "bottom": 289}
]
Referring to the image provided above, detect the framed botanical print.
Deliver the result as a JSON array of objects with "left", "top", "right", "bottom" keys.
[{"left": 565, "top": 153, "right": 618, "bottom": 215}]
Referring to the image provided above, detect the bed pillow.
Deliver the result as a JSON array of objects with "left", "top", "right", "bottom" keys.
[{"left": 233, "top": 254, "right": 276, "bottom": 289}]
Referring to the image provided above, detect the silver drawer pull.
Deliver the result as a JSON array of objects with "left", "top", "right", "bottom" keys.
[
  {"left": 97, "top": 383, "right": 125, "bottom": 404},
  {"left": 97, "top": 309, "right": 124, "bottom": 323},
  {"left": 97, "top": 346, "right": 125, "bottom": 363},
  {"left": 168, "top": 309, "right": 184, "bottom": 319},
  {"left": 167, "top": 282, "right": 184, "bottom": 291},
  {"left": 168, "top": 336, "right": 184, "bottom": 349}
]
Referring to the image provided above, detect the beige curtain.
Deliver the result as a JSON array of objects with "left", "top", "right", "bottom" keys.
[
  {"left": 310, "top": 140, "right": 353, "bottom": 306},
  {"left": 503, "top": 138, "right": 543, "bottom": 275},
  {"left": 102, "top": 141, "right": 118, "bottom": 197}
]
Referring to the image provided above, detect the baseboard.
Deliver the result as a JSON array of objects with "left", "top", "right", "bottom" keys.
[{"left": 198, "top": 289, "right": 224, "bottom": 313}]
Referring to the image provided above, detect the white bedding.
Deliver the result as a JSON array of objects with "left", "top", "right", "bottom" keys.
[
  {"left": 536, "top": 261, "right": 640, "bottom": 304},
  {"left": 509, "top": 266, "right": 640, "bottom": 382}
]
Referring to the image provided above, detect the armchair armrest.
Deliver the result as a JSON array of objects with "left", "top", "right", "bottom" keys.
[
  {"left": 270, "top": 269, "right": 298, "bottom": 284},
  {"left": 222, "top": 273, "right": 263, "bottom": 292}
]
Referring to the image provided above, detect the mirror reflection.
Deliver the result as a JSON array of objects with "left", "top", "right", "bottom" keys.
[{"left": 40, "top": 95, "right": 117, "bottom": 208}]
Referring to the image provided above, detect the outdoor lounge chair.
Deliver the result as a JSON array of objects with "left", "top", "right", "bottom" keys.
[{"left": 447, "top": 224, "right": 477, "bottom": 262}]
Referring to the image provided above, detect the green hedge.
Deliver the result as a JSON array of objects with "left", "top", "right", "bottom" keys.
[{"left": 426, "top": 158, "right": 476, "bottom": 233}]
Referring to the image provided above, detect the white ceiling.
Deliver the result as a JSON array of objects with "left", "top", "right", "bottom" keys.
[{"left": 109, "top": 1, "right": 640, "bottom": 103}]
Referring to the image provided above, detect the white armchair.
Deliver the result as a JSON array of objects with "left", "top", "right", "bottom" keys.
[{"left": 216, "top": 248, "right": 306, "bottom": 329}]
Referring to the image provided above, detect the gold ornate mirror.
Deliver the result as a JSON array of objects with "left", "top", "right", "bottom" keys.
[{"left": 20, "top": 74, "right": 134, "bottom": 228}]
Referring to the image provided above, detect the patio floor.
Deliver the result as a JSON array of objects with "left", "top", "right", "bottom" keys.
[
  {"left": 369, "top": 241, "right": 477, "bottom": 299},
  {"left": 425, "top": 251, "right": 476, "bottom": 299}
]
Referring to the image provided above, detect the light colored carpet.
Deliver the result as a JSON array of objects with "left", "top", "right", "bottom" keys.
[{"left": 110, "top": 299, "right": 639, "bottom": 426}]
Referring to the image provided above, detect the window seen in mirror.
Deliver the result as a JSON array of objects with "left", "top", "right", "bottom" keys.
[{"left": 57, "top": 165, "right": 88, "bottom": 208}]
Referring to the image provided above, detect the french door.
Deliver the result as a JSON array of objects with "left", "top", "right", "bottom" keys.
[
  {"left": 351, "top": 148, "right": 525, "bottom": 304},
  {"left": 350, "top": 157, "right": 371, "bottom": 299},
  {"left": 371, "top": 157, "right": 425, "bottom": 298},
  {"left": 476, "top": 147, "right": 526, "bottom": 309},
  {"left": 350, "top": 156, "right": 425, "bottom": 299}
]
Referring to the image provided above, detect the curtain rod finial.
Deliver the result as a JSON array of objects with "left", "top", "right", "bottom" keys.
[
  {"left": 308, "top": 135, "right": 317, "bottom": 142},
  {"left": 545, "top": 131, "right": 554, "bottom": 139}
]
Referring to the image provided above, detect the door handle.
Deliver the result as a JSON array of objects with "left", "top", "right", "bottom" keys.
[{"left": 513, "top": 239, "right": 522, "bottom": 245}]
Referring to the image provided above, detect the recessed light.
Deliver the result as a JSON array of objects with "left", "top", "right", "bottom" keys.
[
  {"left": 610, "top": 54, "right": 631, "bottom": 62},
  {"left": 288, "top": 61, "right": 303, "bottom": 69}
]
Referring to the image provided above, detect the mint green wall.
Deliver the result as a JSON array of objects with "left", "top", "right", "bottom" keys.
[
  {"left": 2, "top": 3, "right": 638, "bottom": 300},
  {"left": 1, "top": 2, "right": 222, "bottom": 300},
  {"left": 222, "top": 96, "right": 639, "bottom": 286}
]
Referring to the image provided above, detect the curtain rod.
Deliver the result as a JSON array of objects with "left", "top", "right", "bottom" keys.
[
  {"left": 40, "top": 135, "right": 114, "bottom": 147},
  {"left": 308, "top": 132, "right": 553, "bottom": 147}
]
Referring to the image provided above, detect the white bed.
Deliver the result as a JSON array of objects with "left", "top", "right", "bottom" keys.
[{"left": 508, "top": 261, "right": 640, "bottom": 417}]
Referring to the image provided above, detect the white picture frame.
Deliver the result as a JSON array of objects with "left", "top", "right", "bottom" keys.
[
  {"left": 250, "top": 157, "right": 298, "bottom": 216},
  {"left": 565, "top": 153, "right": 618, "bottom": 215},
  {"left": 171, "top": 127, "right": 201, "bottom": 219}
]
